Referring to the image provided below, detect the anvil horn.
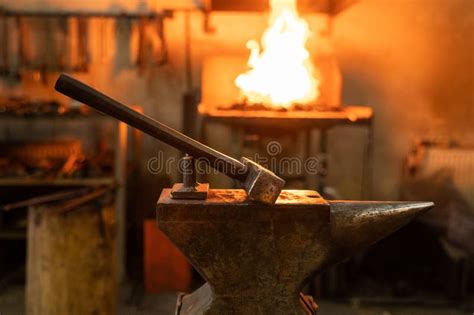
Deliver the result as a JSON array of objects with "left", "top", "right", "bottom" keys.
[
  {"left": 298, "top": 200, "right": 434, "bottom": 293},
  {"left": 327, "top": 201, "right": 435, "bottom": 263}
]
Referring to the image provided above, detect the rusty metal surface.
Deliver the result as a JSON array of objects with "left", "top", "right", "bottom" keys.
[
  {"left": 159, "top": 189, "right": 330, "bottom": 226},
  {"left": 157, "top": 189, "right": 433, "bottom": 314},
  {"left": 159, "top": 189, "right": 328, "bottom": 206},
  {"left": 241, "top": 157, "right": 286, "bottom": 205}
]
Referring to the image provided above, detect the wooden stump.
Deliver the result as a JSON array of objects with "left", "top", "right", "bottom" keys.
[{"left": 26, "top": 203, "right": 116, "bottom": 315}]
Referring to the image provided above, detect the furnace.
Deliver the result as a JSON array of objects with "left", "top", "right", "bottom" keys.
[{"left": 196, "top": 0, "right": 374, "bottom": 194}]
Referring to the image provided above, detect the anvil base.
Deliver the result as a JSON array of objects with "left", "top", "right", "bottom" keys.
[
  {"left": 175, "top": 283, "right": 318, "bottom": 314},
  {"left": 156, "top": 189, "right": 433, "bottom": 315}
]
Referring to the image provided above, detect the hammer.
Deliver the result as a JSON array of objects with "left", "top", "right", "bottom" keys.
[{"left": 54, "top": 74, "right": 285, "bottom": 204}]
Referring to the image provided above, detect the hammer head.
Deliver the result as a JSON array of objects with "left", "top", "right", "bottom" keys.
[{"left": 240, "top": 157, "right": 285, "bottom": 205}]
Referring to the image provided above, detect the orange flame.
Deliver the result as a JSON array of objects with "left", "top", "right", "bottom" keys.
[{"left": 235, "top": 0, "right": 320, "bottom": 108}]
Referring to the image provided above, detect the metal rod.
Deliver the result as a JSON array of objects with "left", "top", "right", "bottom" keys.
[
  {"left": 182, "top": 155, "right": 197, "bottom": 188},
  {"left": 182, "top": 11, "right": 197, "bottom": 138},
  {"left": 184, "top": 10, "right": 193, "bottom": 92},
  {"left": 304, "top": 129, "right": 311, "bottom": 187},
  {"left": 318, "top": 128, "right": 328, "bottom": 192},
  {"left": 52, "top": 186, "right": 113, "bottom": 214},
  {"left": 55, "top": 74, "right": 248, "bottom": 180},
  {"left": 2, "top": 188, "right": 91, "bottom": 212},
  {"left": 0, "top": 9, "right": 170, "bottom": 19},
  {"left": 361, "top": 121, "right": 374, "bottom": 199}
]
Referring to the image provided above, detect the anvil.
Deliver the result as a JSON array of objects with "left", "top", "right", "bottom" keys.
[{"left": 157, "top": 189, "right": 433, "bottom": 314}]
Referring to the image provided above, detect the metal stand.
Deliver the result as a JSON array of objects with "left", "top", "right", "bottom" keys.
[
  {"left": 199, "top": 106, "right": 374, "bottom": 198},
  {"left": 171, "top": 155, "right": 209, "bottom": 200}
]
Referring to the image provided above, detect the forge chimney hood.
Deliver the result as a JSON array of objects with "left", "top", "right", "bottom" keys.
[{"left": 207, "top": 0, "right": 358, "bottom": 15}]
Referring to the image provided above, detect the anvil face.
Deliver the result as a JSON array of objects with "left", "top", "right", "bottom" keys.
[{"left": 156, "top": 189, "right": 433, "bottom": 315}]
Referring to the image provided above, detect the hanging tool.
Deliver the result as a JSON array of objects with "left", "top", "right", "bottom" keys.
[
  {"left": 15, "top": 16, "right": 26, "bottom": 81},
  {"left": 135, "top": 16, "right": 148, "bottom": 74},
  {"left": 73, "top": 16, "right": 89, "bottom": 72},
  {"left": 58, "top": 16, "right": 69, "bottom": 72},
  {"left": 0, "top": 11, "right": 9, "bottom": 76},
  {"left": 154, "top": 15, "right": 168, "bottom": 66}
]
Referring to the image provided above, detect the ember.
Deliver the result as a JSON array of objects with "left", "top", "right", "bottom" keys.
[{"left": 219, "top": 101, "right": 342, "bottom": 112}]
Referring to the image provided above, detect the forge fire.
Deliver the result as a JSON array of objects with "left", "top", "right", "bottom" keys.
[{"left": 235, "top": 0, "right": 320, "bottom": 109}]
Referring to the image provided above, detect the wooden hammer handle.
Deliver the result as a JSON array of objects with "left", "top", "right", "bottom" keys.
[{"left": 55, "top": 74, "right": 247, "bottom": 180}]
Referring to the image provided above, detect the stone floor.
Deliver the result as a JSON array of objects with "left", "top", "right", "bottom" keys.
[{"left": 1, "top": 284, "right": 473, "bottom": 315}]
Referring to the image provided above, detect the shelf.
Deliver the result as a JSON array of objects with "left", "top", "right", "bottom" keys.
[
  {"left": 0, "top": 112, "right": 109, "bottom": 121},
  {"left": 199, "top": 105, "right": 373, "bottom": 129},
  {"left": 0, "top": 177, "right": 116, "bottom": 187},
  {"left": 0, "top": 229, "right": 27, "bottom": 240}
]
